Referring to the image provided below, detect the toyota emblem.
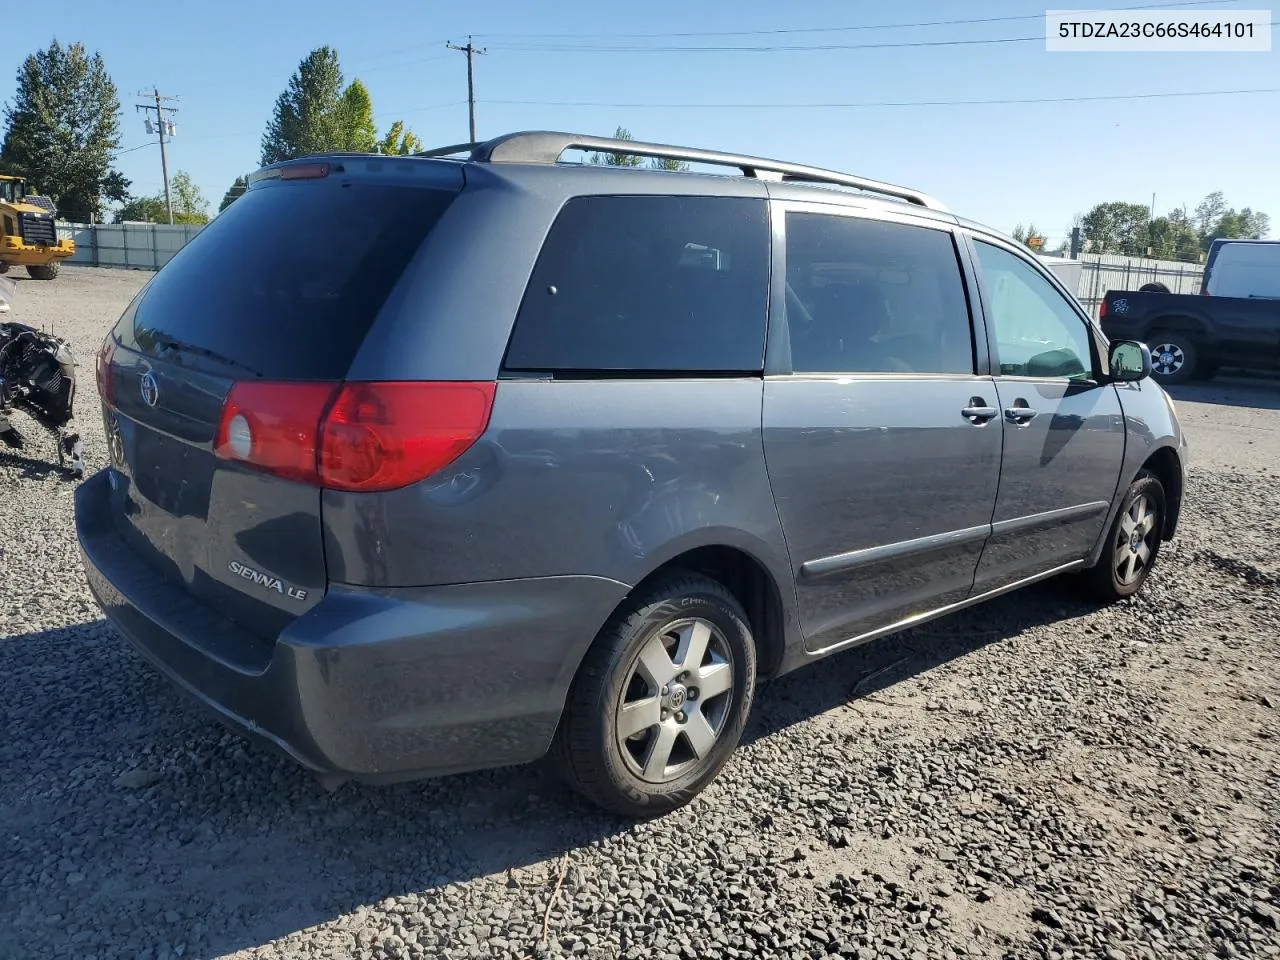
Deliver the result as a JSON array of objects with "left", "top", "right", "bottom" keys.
[{"left": 139, "top": 371, "right": 159, "bottom": 407}]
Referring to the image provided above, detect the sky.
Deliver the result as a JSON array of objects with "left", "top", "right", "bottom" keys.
[{"left": 3, "top": 0, "right": 1277, "bottom": 243}]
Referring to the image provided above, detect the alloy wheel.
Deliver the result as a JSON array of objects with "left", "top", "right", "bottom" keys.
[
  {"left": 615, "top": 618, "right": 735, "bottom": 784},
  {"left": 1114, "top": 492, "right": 1160, "bottom": 585}
]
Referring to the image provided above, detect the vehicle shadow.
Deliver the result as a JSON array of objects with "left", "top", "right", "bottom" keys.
[
  {"left": 0, "top": 448, "right": 78, "bottom": 480},
  {"left": 0, "top": 577, "right": 1098, "bottom": 958},
  {"left": 1166, "top": 373, "right": 1280, "bottom": 411}
]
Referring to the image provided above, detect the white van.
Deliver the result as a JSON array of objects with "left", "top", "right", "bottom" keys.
[{"left": 1201, "top": 239, "right": 1280, "bottom": 299}]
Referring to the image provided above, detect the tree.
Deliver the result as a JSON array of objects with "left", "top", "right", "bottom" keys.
[
  {"left": 169, "top": 171, "right": 209, "bottom": 224},
  {"left": 114, "top": 195, "right": 168, "bottom": 223},
  {"left": 1240, "top": 208, "right": 1271, "bottom": 239},
  {"left": 260, "top": 47, "right": 383, "bottom": 164},
  {"left": 114, "top": 170, "right": 208, "bottom": 225},
  {"left": 1193, "top": 191, "right": 1227, "bottom": 239},
  {"left": 589, "top": 126, "right": 643, "bottom": 167},
  {"left": 1188, "top": 192, "right": 1272, "bottom": 252},
  {"left": 1011, "top": 223, "right": 1046, "bottom": 251},
  {"left": 1166, "top": 207, "right": 1201, "bottom": 261},
  {"left": 1239, "top": 207, "right": 1270, "bottom": 239},
  {"left": 218, "top": 175, "right": 248, "bottom": 213},
  {"left": 378, "top": 121, "right": 423, "bottom": 156},
  {"left": 588, "top": 126, "right": 690, "bottom": 171},
  {"left": 649, "top": 156, "right": 690, "bottom": 172},
  {"left": 336, "top": 79, "right": 377, "bottom": 154},
  {"left": 1081, "top": 201, "right": 1150, "bottom": 256},
  {"left": 0, "top": 39, "right": 129, "bottom": 219}
]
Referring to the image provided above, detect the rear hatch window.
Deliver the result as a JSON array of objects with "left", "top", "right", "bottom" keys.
[
  {"left": 99, "top": 170, "right": 458, "bottom": 643},
  {"left": 121, "top": 173, "right": 457, "bottom": 379}
]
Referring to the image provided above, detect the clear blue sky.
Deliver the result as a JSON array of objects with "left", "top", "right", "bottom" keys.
[{"left": 4, "top": 0, "right": 1277, "bottom": 242}]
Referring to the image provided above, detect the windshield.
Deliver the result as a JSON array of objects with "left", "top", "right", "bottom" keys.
[{"left": 0, "top": 180, "right": 22, "bottom": 204}]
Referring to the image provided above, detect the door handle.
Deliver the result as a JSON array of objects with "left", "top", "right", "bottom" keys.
[
  {"left": 961, "top": 398, "right": 998, "bottom": 424},
  {"left": 1005, "top": 402, "right": 1039, "bottom": 424}
]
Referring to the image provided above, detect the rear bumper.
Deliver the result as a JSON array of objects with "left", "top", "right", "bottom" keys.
[{"left": 75, "top": 468, "right": 629, "bottom": 782}]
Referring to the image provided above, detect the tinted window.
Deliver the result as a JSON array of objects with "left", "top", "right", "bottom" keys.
[
  {"left": 783, "top": 213, "right": 975, "bottom": 374},
  {"left": 504, "top": 196, "right": 769, "bottom": 372},
  {"left": 974, "top": 241, "right": 1093, "bottom": 380},
  {"left": 123, "top": 180, "right": 456, "bottom": 380}
]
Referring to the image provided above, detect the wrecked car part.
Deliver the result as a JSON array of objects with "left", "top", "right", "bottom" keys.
[{"left": 0, "top": 320, "right": 84, "bottom": 477}]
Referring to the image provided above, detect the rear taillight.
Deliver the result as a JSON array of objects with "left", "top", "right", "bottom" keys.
[
  {"left": 1098, "top": 298, "right": 1109, "bottom": 319},
  {"left": 320, "top": 382, "right": 496, "bottom": 492},
  {"left": 214, "top": 382, "right": 337, "bottom": 485},
  {"left": 96, "top": 339, "right": 116, "bottom": 407},
  {"left": 213, "top": 380, "right": 496, "bottom": 492}
]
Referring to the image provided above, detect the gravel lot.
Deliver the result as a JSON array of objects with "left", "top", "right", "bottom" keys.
[{"left": 2, "top": 266, "right": 1278, "bottom": 960}]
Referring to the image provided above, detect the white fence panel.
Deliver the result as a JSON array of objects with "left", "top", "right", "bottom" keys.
[
  {"left": 153, "top": 223, "right": 204, "bottom": 268},
  {"left": 53, "top": 221, "right": 206, "bottom": 271}
]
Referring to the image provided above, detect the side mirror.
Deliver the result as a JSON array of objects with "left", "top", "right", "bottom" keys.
[{"left": 1108, "top": 339, "right": 1151, "bottom": 382}]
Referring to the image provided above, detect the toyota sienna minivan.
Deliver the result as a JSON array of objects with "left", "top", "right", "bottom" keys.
[{"left": 76, "top": 131, "right": 1187, "bottom": 816}]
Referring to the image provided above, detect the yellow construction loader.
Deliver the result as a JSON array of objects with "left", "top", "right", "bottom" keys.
[{"left": 0, "top": 175, "right": 74, "bottom": 280}]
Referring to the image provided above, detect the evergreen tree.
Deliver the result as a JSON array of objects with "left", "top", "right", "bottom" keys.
[{"left": 0, "top": 39, "right": 129, "bottom": 219}]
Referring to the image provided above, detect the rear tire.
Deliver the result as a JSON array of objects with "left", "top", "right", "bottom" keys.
[
  {"left": 1148, "top": 331, "right": 1198, "bottom": 385},
  {"left": 1139, "top": 282, "right": 1170, "bottom": 293},
  {"left": 1082, "top": 471, "right": 1166, "bottom": 602},
  {"left": 551, "top": 572, "right": 757, "bottom": 818},
  {"left": 26, "top": 263, "right": 58, "bottom": 280}
]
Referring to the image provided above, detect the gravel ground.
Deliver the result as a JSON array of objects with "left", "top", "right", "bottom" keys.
[{"left": 1, "top": 266, "right": 1278, "bottom": 960}]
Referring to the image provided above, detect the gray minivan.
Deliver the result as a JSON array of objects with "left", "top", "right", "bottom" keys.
[{"left": 76, "top": 131, "right": 1187, "bottom": 816}]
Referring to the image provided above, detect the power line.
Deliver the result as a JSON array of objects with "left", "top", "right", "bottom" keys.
[
  {"left": 112, "top": 102, "right": 465, "bottom": 158},
  {"left": 485, "top": 13, "right": 1278, "bottom": 54},
  {"left": 481, "top": 86, "right": 1280, "bottom": 110},
  {"left": 488, "top": 36, "right": 1042, "bottom": 53},
  {"left": 473, "top": 0, "right": 1241, "bottom": 41}
]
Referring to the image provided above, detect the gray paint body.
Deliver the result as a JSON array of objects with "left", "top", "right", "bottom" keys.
[{"left": 76, "top": 153, "right": 1186, "bottom": 783}]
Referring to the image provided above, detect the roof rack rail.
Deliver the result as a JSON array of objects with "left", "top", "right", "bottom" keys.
[{"left": 417, "top": 130, "right": 948, "bottom": 212}]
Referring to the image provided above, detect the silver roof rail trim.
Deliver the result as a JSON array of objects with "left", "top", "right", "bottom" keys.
[{"left": 417, "top": 130, "right": 948, "bottom": 212}]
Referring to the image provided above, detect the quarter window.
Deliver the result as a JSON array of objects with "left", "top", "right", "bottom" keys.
[
  {"left": 783, "top": 213, "right": 976, "bottom": 375},
  {"left": 973, "top": 241, "right": 1094, "bottom": 380},
  {"left": 504, "top": 196, "right": 770, "bottom": 373}
]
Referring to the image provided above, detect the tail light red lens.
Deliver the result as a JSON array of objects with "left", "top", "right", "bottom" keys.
[
  {"left": 213, "top": 380, "right": 496, "bottom": 493},
  {"left": 1098, "top": 298, "right": 1109, "bottom": 319},
  {"left": 214, "top": 382, "right": 338, "bottom": 485},
  {"left": 320, "top": 381, "right": 496, "bottom": 492}
]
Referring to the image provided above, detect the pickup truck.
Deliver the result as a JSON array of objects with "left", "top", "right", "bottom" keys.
[{"left": 1099, "top": 286, "right": 1280, "bottom": 384}]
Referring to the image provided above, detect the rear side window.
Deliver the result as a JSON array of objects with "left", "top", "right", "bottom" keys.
[
  {"left": 503, "top": 196, "right": 770, "bottom": 373},
  {"left": 783, "top": 213, "right": 975, "bottom": 375},
  {"left": 124, "top": 180, "right": 456, "bottom": 380}
]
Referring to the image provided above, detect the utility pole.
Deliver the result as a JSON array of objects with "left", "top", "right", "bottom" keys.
[
  {"left": 446, "top": 37, "right": 486, "bottom": 143},
  {"left": 135, "top": 90, "right": 179, "bottom": 224}
]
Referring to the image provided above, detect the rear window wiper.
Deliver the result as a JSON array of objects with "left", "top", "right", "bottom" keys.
[{"left": 140, "top": 330, "right": 265, "bottom": 379}]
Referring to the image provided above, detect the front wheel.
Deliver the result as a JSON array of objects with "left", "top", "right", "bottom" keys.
[
  {"left": 551, "top": 572, "right": 757, "bottom": 818},
  {"left": 1082, "top": 471, "right": 1166, "bottom": 601},
  {"left": 26, "top": 263, "right": 59, "bottom": 280}
]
